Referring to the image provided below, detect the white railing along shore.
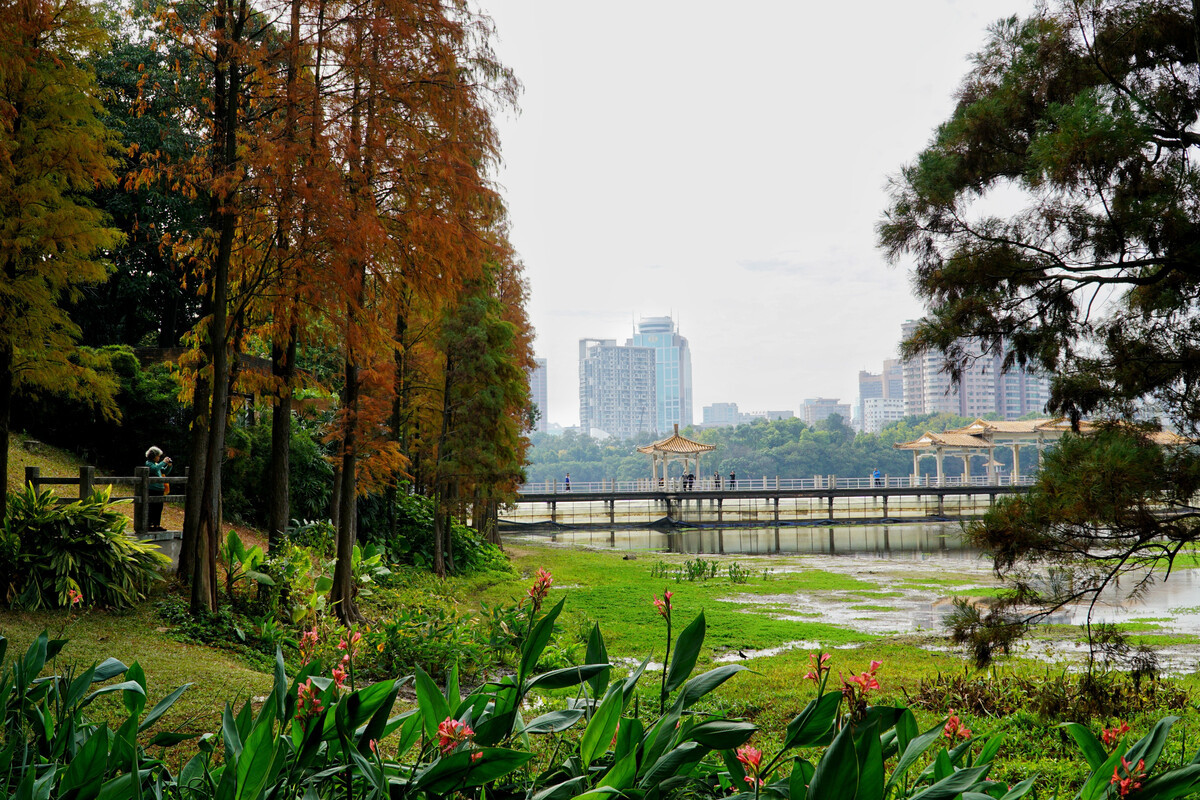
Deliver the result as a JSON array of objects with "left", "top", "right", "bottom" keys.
[{"left": 518, "top": 474, "right": 1037, "bottom": 494}]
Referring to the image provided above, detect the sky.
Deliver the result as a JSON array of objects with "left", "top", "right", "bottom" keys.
[{"left": 484, "top": 1, "right": 1037, "bottom": 428}]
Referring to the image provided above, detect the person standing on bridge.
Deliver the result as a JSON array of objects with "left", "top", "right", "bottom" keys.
[
  {"left": 564, "top": 473, "right": 571, "bottom": 492},
  {"left": 872, "top": 467, "right": 882, "bottom": 488},
  {"left": 729, "top": 470, "right": 736, "bottom": 490}
]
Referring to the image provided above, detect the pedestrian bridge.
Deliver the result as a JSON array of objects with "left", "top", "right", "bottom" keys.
[{"left": 504, "top": 475, "right": 1031, "bottom": 529}]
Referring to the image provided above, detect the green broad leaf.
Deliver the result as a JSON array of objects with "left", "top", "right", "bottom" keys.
[
  {"left": 244, "top": 571, "right": 275, "bottom": 586},
  {"left": 1077, "top": 743, "right": 1127, "bottom": 800},
  {"left": 615, "top": 715, "right": 643, "bottom": 760},
  {"left": 908, "top": 764, "right": 991, "bottom": 800},
  {"left": 932, "top": 749, "right": 953, "bottom": 782},
  {"left": 473, "top": 708, "right": 517, "bottom": 747},
  {"left": 856, "top": 721, "right": 884, "bottom": 800},
  {"left": 783, "top": 690, "right": 842, "bottom": 750},
  {"left": 148, "top": 731, "right": 198, "bottom": 747},
  {"left": 526, "top": 663, "right": 612, "bottom": 693},
  {"left": 641, "top": 708, "right": 682, "bottom": 768},
  {"left": 1126, "top": 715, "right": 1180, "bottom": 773},
  {"left": 358, "top": 686, "right": 400, "bottom": 755},
  {"left": 1137, "top": 764, "right": 1200, "bottom": 800},
  {"left": 580, "top": 686, "right": 623, "bottom": 767},
  {"left": 81, "top": 680, "right": 145, "bottom": 708},
  {"left": 59, "top": 723, "right": 109, "bottom": 800},
  {"left": 585, "top": 624, "right": 610, "bottom": 701},
  {"left": 673, "top": 664, "right": 749, "bottom": 711},
  {"left": 721, "top": 747, "right": 747, "bottom": 788},
  {"left": 524, "top": 709, "right": 585, "bottom": 735},
  {"left": 415, "top": 668, "right": 451, "bottom": 739},
  {"left": 91, "top": 658, "right": 129, "bottom": 683},
  {"left": 1000, "top": 775, "right": 1038, "bottom": 799},
  {"left": 445, "top": 663, "right": 460, "bottom": 711},
  {"left": 520, "top": 597, "right": 566, "bottom": 683},
  {"left": 790, "top": 758, "right": 815, "bottom": 800},
  {"left": 896, "top": 710, "right": 918, "bottom": 757},
  {"left": 313, "top": 576, "right": 333, "bottom": 594},
  {"left": 665, "top": 612, "right": 706, "bottom": 694},
  {"left": 96, "top": 769, "right": 154, "bottom": 800},
  {"left": 685, "top": 719, "right": 757, "bottom": 749},
  {"left": 123, "top": 663, "right": 147, "bottom": 717},
  {"left": 975, "top": 731, "right": 1006, "bottom": 765},
  {"left": 637, "top": 741, "right": 708, "bottom": 789},
  {"left": 597, "top": 750, "right": 638, "bottom": 790},
  {"left": 531, "top": 775, "right": 588, "bottom": 800},
  {"left": 222, "top": 705, "right": 243, "bottom": 761},
  {"left": 885, "top": 722, "right": 945, "bottom": 795},
  {"left": 808, "top": 723, "right": 860, "bottom": 800},
  {"left": 138, "top": 683, "right": 190, "bottom": 733},
  {"left": 64, "top": 667, "right": 97, "bottom": 712},
  {"left": 272, "top": 648, "right": 287, "bottom": 722},
  {"left": 22, "top": 633, "right": 48, "bottom": 681},
  {"left": 235, "top": 716, "right": 279, "bottom": 800},
  {"left": 416, "top": 748, "right": 535, "bottom": 793}
]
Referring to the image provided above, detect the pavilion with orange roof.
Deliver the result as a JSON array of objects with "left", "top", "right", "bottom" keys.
[{"left": 637, "top": 424, "right": 715, "bottom": 485}]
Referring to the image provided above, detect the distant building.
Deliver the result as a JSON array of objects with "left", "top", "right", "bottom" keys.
[
  {"left": 628, "top": 316, "right": 693, "bottom": 433},
  {"left": 743, "top": 409, "right": 795, "bottom": 422},
  {"left": 856, "top": 359, "right": 904, "bottom": 431},
  {"left": 578, "top": 338, "right": 656, "bottom": 440},
  {"left": 801, "top": 397, "right": 852, "bottom": 426},
  {"left": 702, "top": 402, "right": 740, "bottom": 426},
  {"left": 527, "top": 358, "right": 548, "bottom": 432},
  {"left": 862, "top": 397, "right": 905, "bottom": 433},
  {"left": 900, "top": 320, "right": 1051, "bottom": 419}
]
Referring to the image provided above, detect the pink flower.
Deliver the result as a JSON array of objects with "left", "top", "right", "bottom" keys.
[
  {"left": 843, "top": 659, "right": 883, "bottom": 697},
  {"left": 653, "top": 590, "right": 673, "bottom": 619},
  {"left": 296, "top": 679, "right": 323, "bottom": 721},
  {"left": 437, "top": 717, "right": 475, "bottom": 754},
  {"left": 332, "top": 665, "right": 347, "bottom": 689},
  {"left": 66, "top": 588, "right": 83, "bottom": 607},
  {"left": 471, "top": 751, "right": 483, "bottom": 763},
  {"left": 805, "top": 652, "right": 831, "bottom": 683},
  {"left": 299, "top": 629, "right": 319, "bottom": 663},
  {"left": 736, "top": 745, "right": 764, "bottom": 787},
  {"left": 369, "top": 739, "right": 379, "bottom": 755},
  {"left": 943, "top": 710, "right": 972, "bottom": 740},
  {"left": 1102, "top": 722, "right": 1131, "bottom": 747}
]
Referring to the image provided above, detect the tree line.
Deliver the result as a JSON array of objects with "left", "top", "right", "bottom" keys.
[
  {"left": 0, "top": 0, "right": 533, "bottom": 620},
  {"left": 524, "top": 413, "right": 1044, "bottom": 486}
]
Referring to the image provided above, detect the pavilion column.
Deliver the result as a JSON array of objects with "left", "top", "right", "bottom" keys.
[
  {"left": 1011, "top": 443, "right": 1020, "bottom": 485},
  {"left": 912, "top": 451, "right": 919, "bottom": 484},
  {"left": 987, "top": 446, "right": 996, "bottom": 484},
  {"left": 935, "top": 448, "right": 944, "bottom": 486},
  {"left": 961, "top": 454, "right": 970, "bottom": 484}
]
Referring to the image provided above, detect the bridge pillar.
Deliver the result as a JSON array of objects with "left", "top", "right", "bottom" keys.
[
  {"left": 882, "top": 493, "right": 888, "bottom": 519},
  {"left": 717, "top": 497, "right": 723, "bottom": 523},
  {"left": 827, "top": 493, "right": 834, "bottom": 520},
  {"left": 937, "top": 493, "right": 944, "bottom": 516},
  {"left": 773, "top": 496, "right": 779, "bottom": 523},
  {"left": 609, "top": 498, "right": 615, "bottom": 525},
  {"left": 550, "top": 501, "right": 557, "bottom": 524}
]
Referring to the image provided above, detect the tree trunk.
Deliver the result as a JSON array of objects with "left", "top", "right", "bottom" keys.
[
  {"left": 267, "top": 331, "right": 296, "bottom": 551},
  {"left": 329, "top": 458, "right": 342, "bottom": 531},
  {"left": 0, "top": 345, "right": 11, "bottom": 521},
  {"left": 331, "top": 351, "right": 362, "bottom": 623},
  {"left": 180, "top": 367, "right": 211, "bottom": 581}
]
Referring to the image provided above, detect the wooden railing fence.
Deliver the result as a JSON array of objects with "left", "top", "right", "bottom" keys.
[{"left": 23, "top": 466, "right": 188, "bottom": 536}]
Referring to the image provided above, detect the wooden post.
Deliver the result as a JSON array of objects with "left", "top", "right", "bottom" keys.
[
  {"left": 773, "top": 496, "right": 780, "bottom": 523},
  {"left": 135, "top": 466, "right": 149, "bottom": 535},
  {"left": 24, "top": 466, "right": 40, "bottom": 491},
  {"left": 882, "top": 493, "right": 889, "bottom": 518},
  {"left": 79, "top": 466, "right": 94, "bottom": 500}
]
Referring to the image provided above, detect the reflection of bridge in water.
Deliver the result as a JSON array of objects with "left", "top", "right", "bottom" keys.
[
  {"left": 502, "top": 484, "right": 1026, "bottom": 529},
  {"left": 517, "top": 523, "right": 980, "bottom": 557}
]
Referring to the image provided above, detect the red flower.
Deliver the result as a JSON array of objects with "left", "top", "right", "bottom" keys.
[
  {"left": 332, "top": 665, "right": 347, "bottom": 689},
  {"left": 296, "top": 679, "right": 323, "bottom": 721},
  {"left": 943, "top": 710, "right": 972, "bottom": 740},
  {"left": 1111, "top": 756, "right": 1146, "bottom": 797},
  {"left": 437, "top": 717, "right": 476, "bottom": 754},
  {"left": 66, "top": 588, "right": 83, "bottom": 607},
  {"left": 527, "top": 569, "right": 553, "bottom": 611},
  {"left": 653, "top": 589, "right": 674, "bottom": 619},
  {"left": 1102, "top": 722, "right": 1131, "bottom": 747}
]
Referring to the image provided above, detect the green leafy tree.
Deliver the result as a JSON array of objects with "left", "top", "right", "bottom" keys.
[
  {"left": 880, "top": 0, "right": 1200, "bottom": 660},
  {"left": 0, "top": 0, "right": 122, "bottom": 517}
]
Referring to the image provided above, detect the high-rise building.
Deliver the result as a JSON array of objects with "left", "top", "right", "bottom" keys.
[
  {"left": 578, "top": 338, "right": 656, "bottom": 440},
  {"left": 628, "top": 316, "right": 693, "bottom": 433},
  {"left": 862, "top": 397, "right": 905, "bottom": 433},
  {"left": 527, "top": 358, "right": 548, "bottom": 432},
  {"left": 801, "top": 398, "right": 852, "bottom": 426},
  {"left": 900, "top": 320, "right": 1051, "bottom": 419}
]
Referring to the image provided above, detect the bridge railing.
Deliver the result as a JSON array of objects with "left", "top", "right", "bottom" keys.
[{"left": 519, "top": 473, "right": 1036, "bottom": 494}]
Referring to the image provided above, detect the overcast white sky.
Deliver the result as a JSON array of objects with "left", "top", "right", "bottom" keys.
[{"left": 485, "top": 1, "right": 1037, "bottom": 427}]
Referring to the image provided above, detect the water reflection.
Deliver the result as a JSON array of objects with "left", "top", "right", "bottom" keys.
[{"left": 511, "top": 522, "right": 982, "bottom": 559}]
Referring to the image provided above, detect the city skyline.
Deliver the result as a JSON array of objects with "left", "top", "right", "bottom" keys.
[{"left": 485, "top": 0, "right": 1039, "bottom": 427}]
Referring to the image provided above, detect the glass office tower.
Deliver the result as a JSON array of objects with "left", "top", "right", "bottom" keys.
[{"left": 628, "top": 316, "right": 692, "bottom": 433}]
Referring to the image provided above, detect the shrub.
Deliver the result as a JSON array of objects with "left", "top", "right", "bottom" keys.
[
  {"left": 360, "top": 489, "right": 510, "bottom": 575},
  {"left": 3, "top": 485, "right": 168, "bottom": 608},
  {"left": 222, "top": 415, "right": 333, "bottom": 526}
]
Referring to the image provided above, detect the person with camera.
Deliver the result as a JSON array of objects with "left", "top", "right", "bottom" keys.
[{"left": 145, "top": 446, "right": 172, "bottom": 532}]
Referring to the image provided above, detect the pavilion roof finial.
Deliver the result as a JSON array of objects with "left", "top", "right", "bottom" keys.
[{"left": 674, "top": 423, "right": 679, "bottom": 434}]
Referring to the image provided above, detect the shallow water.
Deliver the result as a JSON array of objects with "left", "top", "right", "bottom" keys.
[{"left": 510, "top": 523, "right": 1200, "bottom": 672}]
